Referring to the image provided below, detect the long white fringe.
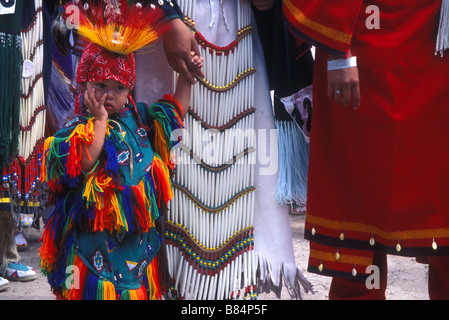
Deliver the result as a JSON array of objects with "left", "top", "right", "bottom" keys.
[
  {"left": 436, "top": 0, "right": 449, "bottom": 56},
  {"left": 168, "top": 0, "right": 257, "bottom": 300},
  {"left": 20, "top": 0, "right": 46, "bottom": 161},
  {"left": 167, "top": 0, "right": 312, "bottom": 300}
]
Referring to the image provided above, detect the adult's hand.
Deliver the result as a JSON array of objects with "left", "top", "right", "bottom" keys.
[
  {"left": 327, "top": 53, "right": 361, "bottom": 109},
  {"left": 251, "top": 0, "right": 274, "bottom": 11},
  {"left": 163, "top": 18, "right": 205, "bottom": 84}
]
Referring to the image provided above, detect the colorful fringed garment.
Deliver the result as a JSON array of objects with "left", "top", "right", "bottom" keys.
[{"left": 39, "top": 96, "right": 183, "bottom": 300}]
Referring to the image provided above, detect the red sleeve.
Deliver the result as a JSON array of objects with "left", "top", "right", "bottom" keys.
[{"left": 283, "top": 0, "right": 364, "bottom": 58}]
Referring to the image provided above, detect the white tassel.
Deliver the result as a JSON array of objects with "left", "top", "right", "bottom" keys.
[
  {"left": 274, "top": 120, "right": 309, "bottom": 206},
  {"left": 436, "top": 0, "right": 449, "bottom": 56}
]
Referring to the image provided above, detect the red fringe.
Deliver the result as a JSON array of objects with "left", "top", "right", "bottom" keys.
[
  {"left": 151, "top": 157, "right": 173, "bottom": 207},
  {"left": 66, "top": 253, "right": 88, "bottom": 300}
]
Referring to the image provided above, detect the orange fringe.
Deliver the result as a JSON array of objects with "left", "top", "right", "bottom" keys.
[
  {"left": 128, "top": 286, "right": 148, "bottom": 300},
  {"left": 38, "top": 230, "right": 58, "bottom": 273},
  {"left": 146, "top": 256, "right": 163, "bottom": 300},
  {"left": 153, "top": 120, "right": 174, "bottom": 169},
  {"left": 151, "top": 155, "right": 174, "bottom": 205},
  {"left": 66, "top": 120, "right": 94, "bottom": 178},
  {"left": 66, "top": 253, "right": 88, "bottom": 300}
]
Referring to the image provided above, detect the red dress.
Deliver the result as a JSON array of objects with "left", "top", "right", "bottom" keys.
[{"left": 284, "top": 0, "right": 449, "bottom": 279}]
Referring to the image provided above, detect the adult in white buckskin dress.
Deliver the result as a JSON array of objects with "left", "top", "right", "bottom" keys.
[{"left": 134, "top": 0, "right": 311, "bottom": 299}]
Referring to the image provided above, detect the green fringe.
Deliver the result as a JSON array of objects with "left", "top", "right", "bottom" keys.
[
  {"left": 120, "top": 290, "right": 131, "bottom": 300},
  {"left": 0, "top": 33, "right": 21, "bottom": 167}
]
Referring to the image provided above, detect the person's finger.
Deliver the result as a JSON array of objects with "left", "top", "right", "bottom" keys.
[
  {"left": 189, "top": 39, "right": 205, "bottom": 78},
  {"left": 90, "top": 87, "right": 98, "bottom": 101},
  {"left": 99, "top": 91, "right": 107, "bottom": 105},
  {"left": 335, "top": 91, "right": 343, "bottom": 105},
  {"left": 84, "top": 90, "right": 95, "bottom": 114},
  {"left": 176, "top": 54, "right": 197, "bottom": 84},
  {"left": 342, "top": 83, "right": 352, "bottom": 107},
  {"left": 84, "top": 88, "right": 92, "bottom": 106},
  {"left": 190, "top": 36, "right": 201, "bottom": 57},
  {"left": 191, "top": 66, "right": 205, "bottom": 79},
  {"left": 191, "top": 52, "right": 204, "bottom": 68},
  {"left": 352, "top": 82, "right": 361, "bottom": 109},
  {"left": 328, "top": 82, "right": 343, "bottom": 105}
]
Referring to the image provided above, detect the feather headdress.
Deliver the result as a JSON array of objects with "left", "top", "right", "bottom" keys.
[{"left": 67, "top": 0, "right": 168, "bottom": 55}]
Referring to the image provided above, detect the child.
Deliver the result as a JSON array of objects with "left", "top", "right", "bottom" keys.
[{"left": 39, "top": 1, "right": 203, "bottom": 300}]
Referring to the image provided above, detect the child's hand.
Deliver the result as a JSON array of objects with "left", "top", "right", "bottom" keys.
[
  {"left": 174, "top": 51, "right": 204, "bottom": 117},
  {"left": 190, "top": 51, "right": 204, "bottom": 80},
  {"left": 84, "top": 87, "right": 108, "bottom": 121},
  {"left": 80, "top": 86, "right": 108, "bottom": 172}
]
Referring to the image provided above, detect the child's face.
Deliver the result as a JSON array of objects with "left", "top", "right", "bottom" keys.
[{"left": 86, "top": 79, "right": 130, "bottom": 115}]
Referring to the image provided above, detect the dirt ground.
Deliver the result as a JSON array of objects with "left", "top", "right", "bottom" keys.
[{"left": 0, "top": 214, "right": 429, "bottom": 300}]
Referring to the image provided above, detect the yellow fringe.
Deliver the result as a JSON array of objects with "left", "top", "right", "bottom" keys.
[
  {"left": 83, "top": 173, "right": 97, "bottom": 206},
  {"left": 153, "top": 120, "right": 173, "bottom": 168},
  {"left": 83, "top": 166, "right": 114, "bottom": 210},
  {"left": 65, "top": 120, "right": 94, "bottom": 144},
  {"left": 77, "top": 22, "right": 160, "bottom": 56},
  {"left": 102, "top": 280, "right": 116, "bottom": 300},
  {"left": 129, "top": 290, "right": 139, "bottom": 300},
  {"left": 110, "top": 192, "right": 127, "bottom": 233},
  {"left": 40, "top": 136, "right": 54, "bottom": 183}
]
